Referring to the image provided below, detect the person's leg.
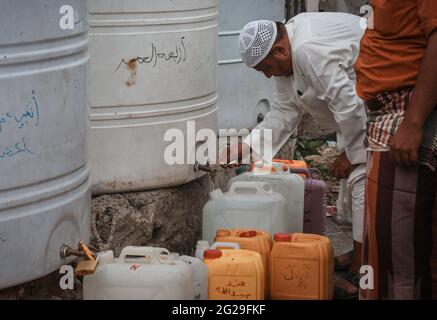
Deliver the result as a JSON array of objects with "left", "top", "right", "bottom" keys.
[
  {"left": 334, "top": 169, "right": 365, "bottom": 298},
  {"left": 412, "top": 165, "right": 437, "bottom": 299},
  {"left": 350, "top": 168, "right": 366, "bottom": 274},
  {"left": 360, "top": 152, "right": 437, "bottom": 299}
]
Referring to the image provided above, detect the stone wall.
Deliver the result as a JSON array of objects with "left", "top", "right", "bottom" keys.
[{"left": 319, "top": 0, "right": 369, "bottom": 15}]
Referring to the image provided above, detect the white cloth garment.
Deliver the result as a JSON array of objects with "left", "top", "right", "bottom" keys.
[
  {"left": 245, "top": 12, "right": 367, "bottom": 165},
  {"left": 244, "top": 13, "right": 367, "bottom": 242},
  {"left": 337, "top": 164, "right": 366, "bottom": 242}
]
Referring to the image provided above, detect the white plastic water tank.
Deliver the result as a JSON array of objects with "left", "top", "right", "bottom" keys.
[
  {"left": 218, "top": 0, "right": 285, "bottom": 130},
  {"left": 202, "top": 182, "right": 287, "bottom": 244},
  {"left": 87, "top": 0, "right": 218, "bottom": 194},
  {"left": 83, "top": 247, "right": 194, "bottom": 300},
  {"left": 0, "top": 0, "right": 90, "bottom": 289}
]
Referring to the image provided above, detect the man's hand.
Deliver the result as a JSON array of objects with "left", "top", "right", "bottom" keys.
[
  {"left": 389, "top": 32, "right": 437, "bottom": 167},
  {"left": 389, "top": 119, "right": 423, "bottom": 167},
  {"left": 219, "top": 143, "right": 252, "bottom": 167},
  {"left": 331, "top": 151, "right": 354, "bottom": 179}
]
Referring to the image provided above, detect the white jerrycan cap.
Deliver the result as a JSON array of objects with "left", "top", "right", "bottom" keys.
[
  {"left": 196, "top": 240, "right": 210, "bottom": 249},
  {"left": 209, "top": 189, "right": 224, "bottom": 199}
]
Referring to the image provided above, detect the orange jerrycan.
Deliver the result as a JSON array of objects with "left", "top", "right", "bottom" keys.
[
  {"left": 204, "top": 249, "right": 265, "bottom": 300},
  {"left": 273, "top": 159, "right": 308, "bottom": 170},
  {"left": 249, "top": 159, "right": 308, "bottom": 178},
  {"left": 273, "top": 159, "right": 308, "bottom": 179},
  {"left": 214, "top": 229, "right": 271, "bottom": 297},
  {"left": 270, "top": 233, "right": 333, "bottom": 300}
]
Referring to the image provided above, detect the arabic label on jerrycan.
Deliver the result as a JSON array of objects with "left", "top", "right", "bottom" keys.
[
  {"left": 203, "top": 248, "right": 265, "bottom": 300},
  {"left": 229, "top": 166, "right": 305, "bottom": 233},
  {"left": 178, "top": 255, "right": 209, "bottom": 300},
  {"left": 202, "top": 181, "right": 287, "bottom": 243},
  {"left": 215, "top": 229, "right": 272, "bottom": 297},
  {"left": 83, "top": 246, "right": 193, "bottom": 300},
  {"left": 270, "top": 233, "right": 334, "bottom": 300}
]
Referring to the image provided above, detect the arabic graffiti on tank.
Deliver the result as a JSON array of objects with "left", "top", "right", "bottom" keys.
[
  {"left": 0, "top": 90, "right": 40, "bottom": 160},
  {"left": 115, "top": 36, "right": 188, "bottom": 72}
]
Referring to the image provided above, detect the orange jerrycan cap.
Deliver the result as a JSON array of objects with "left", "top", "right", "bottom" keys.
[
  {"left": 203, "top": 250, "right": 222, "bottom": 259},
  {"left": 274, "top": 233, "right": 292, "bottom": 242},
  {"left": 239, "top": 230, "right": 257, "bottom": 238}
]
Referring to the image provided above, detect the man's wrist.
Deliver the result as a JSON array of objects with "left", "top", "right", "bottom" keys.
[{"left": 402, "top": 113, "right": 426, "bottom": 129}]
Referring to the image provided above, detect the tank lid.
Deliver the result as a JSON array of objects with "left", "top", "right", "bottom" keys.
[
  {"left": 197, "top": 240, "right": 209, "bottom": 247},
  {"left": 274, "top": 233, "right": 292, "bottom": 242},
  {"left": 203, "top": 250, "right": 222, "bottom": 259},
  {"left": 239, "top": 230, "right": 257, "bottom": 238}
]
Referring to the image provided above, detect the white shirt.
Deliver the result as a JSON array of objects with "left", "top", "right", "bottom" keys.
[{"left": 245, "top": 13, "right": 367, "bottom": 165}]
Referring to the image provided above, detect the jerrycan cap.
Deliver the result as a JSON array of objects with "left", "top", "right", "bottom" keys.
[
  {"left": 274, "top": 233, "right": 292, "bottom": 242},
  {"left": 209, "top": 189, "right": 224, "bottom": 200},
  {"left": 239, "top": 230, "right": 257, "bottom": 238},
  {"left": 203, "top": 250, "right": 222, "bottom": 259}
]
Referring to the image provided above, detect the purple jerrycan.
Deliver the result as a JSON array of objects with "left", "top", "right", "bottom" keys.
[{"left": 289, "top": 168, "right": 328, "bottom": 235}]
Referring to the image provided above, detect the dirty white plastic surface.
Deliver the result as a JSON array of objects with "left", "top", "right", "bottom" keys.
[
  {"left": 229, "top": 170, "right": 305, "bottom": 232},
  {"left": 0, "top": 0, "right": 90, "bottom": 290},
  {"left": 87, "top": 0, "right": 218, "bottom": 194},
  {"left": 195, "top": 240, "right": 210, "bottom": 260},
  {"left": 83, "top": 247, "right": 193, "bottom": 300},
  {"left": 178, "top": 255, "right": 208, "bottom": 300},
  {"left": 202, "top": 182, "right": 287, "bottom": 243},
  {"left": 217, "top": 0, "right": 285, "bottom": 130}
]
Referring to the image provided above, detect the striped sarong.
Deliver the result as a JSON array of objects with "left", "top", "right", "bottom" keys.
[{"left": 360, "top": 151, "right": 437, "bottom": 299}]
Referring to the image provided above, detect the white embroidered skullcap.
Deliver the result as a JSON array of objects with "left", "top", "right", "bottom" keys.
[{"left": 239, "top": 20, "right": 278, "bottom": 68}]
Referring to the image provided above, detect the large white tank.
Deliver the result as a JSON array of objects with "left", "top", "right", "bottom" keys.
[
  {"left": 88, "top": 0, "right": 218, "bottom": 194},
  {"left": 0, "top": 0, "right": 90, "bottom": 289},
  {"left": 218, "top": 0, "right": 285, "bottom": 130}
]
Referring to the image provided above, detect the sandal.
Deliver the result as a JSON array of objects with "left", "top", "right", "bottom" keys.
[
  {"left": 334, "top": 250, "right": 354, "bottom": 272},
  {"left": 334, "top": 272, "right": 360, "bottom": 300}
]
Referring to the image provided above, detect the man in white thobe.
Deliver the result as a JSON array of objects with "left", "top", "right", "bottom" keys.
[{"left": 236, "top": 13, "right": 367, "bottom": 299}]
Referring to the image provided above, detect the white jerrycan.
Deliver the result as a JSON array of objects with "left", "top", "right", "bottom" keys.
[
  {"left": 202, "top": 181, "right": 287, "bottom": 243},
  {"left": 178, "top": 256, "right": 209, "bottom": 300},
  {"left": 195, "top": 240, "right": 210, "bottom": 260},
  {"left": 229, "top": 165, "right": 305, "bottom": 232},
  {"left": 83, "top": 246, "right": 193, "bottom": 300}
]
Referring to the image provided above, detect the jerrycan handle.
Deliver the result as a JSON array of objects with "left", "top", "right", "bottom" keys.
[
  {"left": 210, "top": 242, "right": 241, "bottom": 250},
  {"left": 228, "top": 181, "right": 273, "bottom": 195},
  {"left": 289, "top": 168, "right": 322, "bottom": 180},
  {"left": 119, "top": 246, "right": 171, "bottom": 264}
]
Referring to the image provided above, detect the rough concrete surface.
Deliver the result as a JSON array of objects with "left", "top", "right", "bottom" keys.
[{"left": 91, "top": 175, "right": 208, "bottom": 257}]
